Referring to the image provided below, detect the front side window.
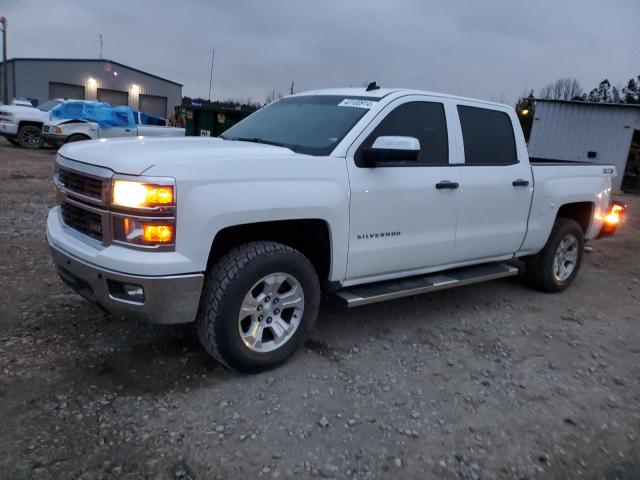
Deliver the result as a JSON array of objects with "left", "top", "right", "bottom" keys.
[
  {"left": 221, "top": 95, "right": 373, "bottom": 156},
  {"left": 457, "top": 105, "right": 517, "bottom": 166},
  {"left": 355, "top": 101, "right": 449, "bottom": 167}
]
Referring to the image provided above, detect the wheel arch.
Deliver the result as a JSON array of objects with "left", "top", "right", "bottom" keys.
[
  {"left": 207, "top": 219, "right": 333, "bottom": 286},
  {"left": 66, "top": 133, "right": 92, "bottom": 142},
  {"left": 18, "top": 120, "right": 43, "bottom": 130},
  {"left": 556, "top": 201, "right": 594, "bottom": 235}
]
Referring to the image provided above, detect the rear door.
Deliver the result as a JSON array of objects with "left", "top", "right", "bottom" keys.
[
  {"left": 346, "top": 96, "right": 462, "bottom": 281},
  {"left": 451, "top": 103, "right": 533, "bottom": 262}
]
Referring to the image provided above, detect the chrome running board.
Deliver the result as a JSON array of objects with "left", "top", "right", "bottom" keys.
[{"left": 335, "top": 262, "right": 519, "bottom": 307}]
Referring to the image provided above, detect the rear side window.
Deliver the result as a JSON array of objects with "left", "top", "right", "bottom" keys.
[
  {"left": 457, "top": 105, "right": 517, "bottom": 166},
  {"left": 356, "top": 101, "right": 449, "bottom": 166}
]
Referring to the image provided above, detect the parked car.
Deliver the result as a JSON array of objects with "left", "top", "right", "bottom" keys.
[
  {"left": 46, "top": 87, "right": 625, "bottom": 372},
  {"left": 42, "top": 102, "right": 184, "bottom": 146},
  {"left": 0, "top": 98, "right": 67, "bottom": 149}
]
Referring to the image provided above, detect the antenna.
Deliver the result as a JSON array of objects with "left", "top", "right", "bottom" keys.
[
  {"left": 99, "top": 34, "right": 103, "bottom": 59},
  {"left": 208, "top": 49, "right": 215, "bottom": 101},
  {"left": 290, "top": 80, "right": 295, "bottom": 95},
  {"left": 366, "top": 81, "right": 380, "bottom": 92}
]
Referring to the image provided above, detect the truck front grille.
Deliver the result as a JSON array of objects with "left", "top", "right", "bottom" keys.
[
  {"left": 61, "top": 203, "right": 103, "bottom": 241},
  {"left": 58, "top": 168, "right": 104, "bottom": 201}
]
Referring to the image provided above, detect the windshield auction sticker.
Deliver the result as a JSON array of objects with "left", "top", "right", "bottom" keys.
[{"left": 338, "top": 99, "right": 377, "bottom": 109}]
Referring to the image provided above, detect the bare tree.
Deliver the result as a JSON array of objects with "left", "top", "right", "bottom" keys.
[{"left": 539, "top": 78, "right": 583, "bottom": 100}]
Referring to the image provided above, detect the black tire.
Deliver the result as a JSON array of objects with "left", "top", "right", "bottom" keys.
[
  {"left": 66, "top": 134, "right": 90, "bottom": 143},
  {"left": 17, "top": 125, "right": 44, "bottom": 149},
  {"left": 525, "top": 218, "right": 584, "bottom": 292},
  {"left": 196, "top": 241, "right": 320, "bottom": 372}
]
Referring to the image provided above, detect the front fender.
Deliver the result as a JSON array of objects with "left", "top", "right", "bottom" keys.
[{"left": 157, "top": 155, "right": 351, "bottom": 281}]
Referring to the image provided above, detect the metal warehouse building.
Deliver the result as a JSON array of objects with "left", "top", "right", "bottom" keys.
[
  {"left": 527, "top": 99, "right": 640, "bottom": 191},
  {"left": 0, "top": 58, "right": 182, "bottom": 118}
]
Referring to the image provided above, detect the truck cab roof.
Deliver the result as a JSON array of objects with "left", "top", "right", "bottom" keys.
[{"left": 292, "top": 87, "right": 513, "bottom": 110}]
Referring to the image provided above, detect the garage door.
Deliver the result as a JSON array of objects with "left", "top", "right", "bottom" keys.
[
  {"left": 97, "top": 88, "right": 129, "bottom": 107},
  {"left": 138, "top": 94, "right": 168, "bottom": 118},
  {"left": 49, "top": 82, "right": 85, "bottom": 100}
]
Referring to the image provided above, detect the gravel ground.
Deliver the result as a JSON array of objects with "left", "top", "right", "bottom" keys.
[{"left": 1, "top": 140, "right": 639, "bottom": 480}]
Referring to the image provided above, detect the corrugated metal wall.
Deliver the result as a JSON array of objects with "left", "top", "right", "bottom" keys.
[{"left": 527, "top": 101, "right": 640, "bottom": 190}]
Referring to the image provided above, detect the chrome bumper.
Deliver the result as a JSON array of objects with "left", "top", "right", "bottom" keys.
[{"left": 50, "top": 246, "right": 204, "bottom": 324}]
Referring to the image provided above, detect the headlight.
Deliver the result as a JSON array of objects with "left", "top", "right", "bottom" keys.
[
  {"left": 110, "top": 176, "right": 176, "bottom": 249},
  {"left": 111, "top": 179, "right": 175, "bottom": 209}
]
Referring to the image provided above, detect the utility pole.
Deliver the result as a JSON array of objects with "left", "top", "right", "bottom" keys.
[
  {"left": 208, "top": 49, "right": 215, "bottom": 101},
  {"left": 1, "top": 17, "right": 7, "bottom": 105},
  {"left": 99, "top": 34, "right": 103, "bottom": 59},
  {"left": 290, "top": 80, "right": 294, "bottom": 95}
]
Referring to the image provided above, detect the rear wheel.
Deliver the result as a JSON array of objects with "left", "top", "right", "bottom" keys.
[
  {"left": 196, "top": 241, "right": 320, "bottom": 372},
  {"left": 17, "top": 125, "right": 44, "bottom": 149},
  {"left": 525, "top": 218, "right": 584, "bottom": 292}
]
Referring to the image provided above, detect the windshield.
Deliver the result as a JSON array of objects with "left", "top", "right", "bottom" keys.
[
  {"left": 221, "top": 95, "right": 375, "bottom": 155},
  {"left": 38, "top": 100, "right": 63, "bottom": 112}
]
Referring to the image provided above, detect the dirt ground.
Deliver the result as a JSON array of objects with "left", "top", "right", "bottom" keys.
[{"left": 0, "top": 140, "right": 639, "bottom": 480}]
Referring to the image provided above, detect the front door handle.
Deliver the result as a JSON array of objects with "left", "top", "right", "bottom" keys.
[
  {"left": 512, "top": 179, "right": 530, "bottom": 187},
  {"left": 435, "top": 180, "right": 460, "bottom": 190}
]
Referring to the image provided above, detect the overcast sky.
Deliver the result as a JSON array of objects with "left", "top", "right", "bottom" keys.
[{"left": 3, "top": 0, "right": 639, "bottom": 104}]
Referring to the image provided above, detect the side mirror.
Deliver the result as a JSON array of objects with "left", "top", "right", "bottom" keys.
[{"left": 362, "top": 136, "right": 420, "bottom": 167}]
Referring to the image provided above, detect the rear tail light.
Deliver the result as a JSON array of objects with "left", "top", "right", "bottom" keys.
[{"left": 599, "top": 201, "right": 626, "bottom": 237}]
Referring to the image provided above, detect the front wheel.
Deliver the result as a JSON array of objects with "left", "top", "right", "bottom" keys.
[
  {"left": 196, "top": 241, "right": 320, "bottom": 372},
  {"left": 525, "top": 218, "right": 584, "bottom": 292},
  {"left": 17, "top": 125, "right": 44, "bottom": 149},
  {"left": 66, "top": 134, "right": 91, "bottom": 143}
]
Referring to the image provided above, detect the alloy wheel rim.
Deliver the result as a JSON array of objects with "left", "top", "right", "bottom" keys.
[
  {"left": 553, "top": 234, "right": 579, "bottom": 282},
  {"left": 22, "top": 129, "right": 40, "bottom": 146},
  {"left": 238, "top": 272, "right": 304, "bottom": 353}
]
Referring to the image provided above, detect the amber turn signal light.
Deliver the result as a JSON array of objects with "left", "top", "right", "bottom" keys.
[
  {"left": 599, "top": 201, "right": 626, "bottom": 237},
  {"left": 142, "top": 224, "right": 174, "bottom": 243}
]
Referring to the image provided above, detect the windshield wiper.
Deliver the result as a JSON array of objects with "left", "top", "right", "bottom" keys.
[{"left": 225, "top": 136, "right": 289, "bottom": 148}]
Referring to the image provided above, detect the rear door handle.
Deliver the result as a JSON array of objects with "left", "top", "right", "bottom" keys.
[
  {"left": 435, "top": 181, "right": 460, "bottom": 190},
  {"left": 512, "top": 179, "right": 530, "bottom": 187}
]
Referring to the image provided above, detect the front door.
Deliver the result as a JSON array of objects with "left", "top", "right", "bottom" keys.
[{"left": 345, "top": 97, "right": 462, "bottom": 282}]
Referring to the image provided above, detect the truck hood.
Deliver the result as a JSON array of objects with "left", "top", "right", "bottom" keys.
[
  {"left": 0, "top": 105, "right": 48, "bottom": 121},
  {"left": 0, "top": 105, "right": 39, "bottom": 115},
  {"left": 59, "top": 136, "right": 298, "bottom": 175}
]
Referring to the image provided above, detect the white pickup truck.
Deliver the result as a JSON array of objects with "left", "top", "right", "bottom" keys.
[
  {"left": 0, "top": 98, "right": 65, "bottom": 148},
  {"left": 46, "top": 87, "right": 625, "bottom": 372},
  {"left": 43, "top": 106, "right": 185, "bottom": 146}
]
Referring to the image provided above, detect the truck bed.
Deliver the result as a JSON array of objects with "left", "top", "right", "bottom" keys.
[{"left": 520, "top": 161, "right": 615, "bottom": 253}]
